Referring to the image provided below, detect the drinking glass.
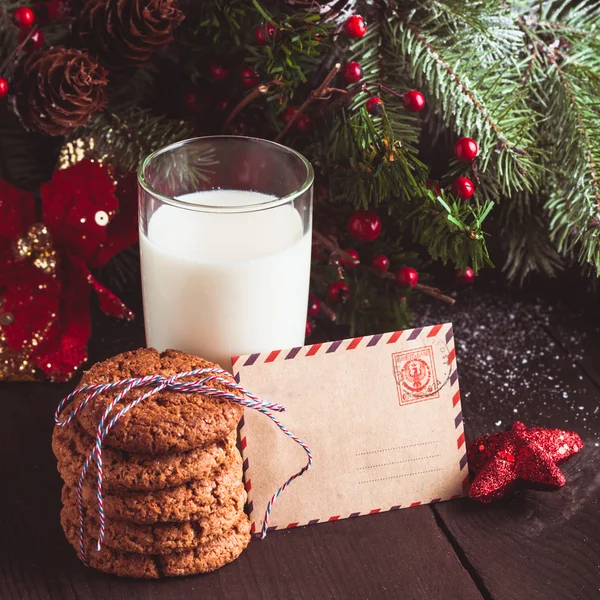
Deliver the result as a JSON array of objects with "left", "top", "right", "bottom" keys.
[{"left": 138, "top": 136, "right": 314, "bottom": 370}]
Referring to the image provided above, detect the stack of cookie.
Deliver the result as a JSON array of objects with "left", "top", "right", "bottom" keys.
[{"left": 52, "top": 348, "right": 251, "bottom": 578}]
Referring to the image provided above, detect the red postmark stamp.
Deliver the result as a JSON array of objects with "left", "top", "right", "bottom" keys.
[{"left": 392, "top": 345, "right": 440, "bottom": 405}]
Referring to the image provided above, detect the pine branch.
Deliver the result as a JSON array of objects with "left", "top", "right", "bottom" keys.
[
  {"left": 79, "top": 108, "right": 196, "bottom": 173},
  {"left": 275, "top": 62, "right": 341, "bottom": 141},
  {"left": 224, "top": 78, "right": 284, "bottom": 129},
  {"left": 377, "top": 269, "right": 455, "bottom": 305},
  {"left": 335, "top": 268, "right": 412, "bottom": 337},
  {"left": 515, "top": 2, "right": 600, "bottom": 275},
  {"left": 409, "top": 190, "right": 494, "bottom": 272},
  {"left": 319, "top": 108, "right": 428, "bottom": 209},
  {"left": 313, "top": 229, "right": 359, "bottom": 266},
  {"left": 347, "top": 13, "right": 422, "bottom": 153},
  {"left": 244, "top": 9, "right": 331, "bottom": 92},
  {"left": 390, "top": 2, "right": 544, "bottom": 195},
  {"left": 500, "top": 190, "right": 564, "bottom": 284},
  {"left": 534, "top": 0, "right": 600, "bottom": 40}
]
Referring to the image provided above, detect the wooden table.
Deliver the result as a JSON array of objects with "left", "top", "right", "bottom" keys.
[{"left": 1, "top": 277, "right": 599, "bottom": 600}]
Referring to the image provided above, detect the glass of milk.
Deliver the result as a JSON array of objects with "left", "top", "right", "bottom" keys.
[{"left": 138, "top": 136, "right": 314, "bottom": 370}]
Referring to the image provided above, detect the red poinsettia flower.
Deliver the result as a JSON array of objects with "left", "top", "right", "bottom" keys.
[{"left": 0, "top": 160, "right": 138, "bottom": 381}]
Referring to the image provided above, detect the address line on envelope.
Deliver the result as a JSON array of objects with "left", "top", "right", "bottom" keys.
[{"left": 356, "top": 440, "right": 443, "bottom": 484}]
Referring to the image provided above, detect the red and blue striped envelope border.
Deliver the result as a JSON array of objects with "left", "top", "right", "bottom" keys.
[{"left": 233, "top": 323, "right": 469, "bottom": 534}]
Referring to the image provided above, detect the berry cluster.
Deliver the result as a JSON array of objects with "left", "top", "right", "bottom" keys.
[
  {"left": 0, "top": 6, "right": 47, "bottom": 99},
  {"left": 181, "top": 11, "right": 479, "bottom": 340}
]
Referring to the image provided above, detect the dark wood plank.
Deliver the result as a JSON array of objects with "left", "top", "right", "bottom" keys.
[
  {"left": 434, "top": 451, "right": 600, "bottom": 600},
  {"left": 0, "top": 306, "right": 484, "bottom": 600},
  {"left": 413, "top": 280, "right": 600, "bottom": 440},
  {"left": 413, "top": 279, "right": 600, "bottom": 600}
]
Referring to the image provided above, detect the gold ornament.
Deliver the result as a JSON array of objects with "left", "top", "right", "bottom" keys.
[
  {"left": 14, "top": 223, "right": 58, "bottom": 275},
  {"left": 57, "top": 136, "right": 111, "bottom": 170},
  {"left": 0, "top": 297, "right": 57, "bottom": 381},
  {"left": 1, "top": 224, "right": 60, "bottom": 381}
]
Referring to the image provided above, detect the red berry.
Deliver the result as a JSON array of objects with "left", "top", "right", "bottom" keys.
[
  {"left": 33, "top": 0, "right": 66, "bottom": 24},
  {"left": 305, "top": 320, "right": 313, "bottom": 337},
  {"left": 452, "top": 176, "right": 475, "bottom": 200},
  {"left": 403, "top": 90, "right": 425, "bottom": 112},
  {"left": 342, "top": 61, "right": 362, "bottom": 84},
  {"left": 306, "top": 24, "right": 322, "bottom": 41},
  {"left": 210, "top": 60, "right": 230, "bottom": 81},
  {"left": 281, "top": 106, "right": 297, "bottom": 124},
  {"left": 340, "top": 249, "right": 359, "bottom": 269},
  {"left": 183, "top": 90, "right": 197, "bottom": 112},
  {"left": 297, "top": 113, "right": 313, "bottom": 132},
  {"left": 366, "top": 96, "right": 383, "bottom": 116},
  {"left": 371, "top": 254, "right": 390, "bottom": 273},
  {"left": 348, "top": 210, "right": 382, "bottom": 243},
  {"left": 281, "top": 107, "right": 311, "bottom": 130},
  {"left": 457, "top": 266, "right": 474, "bottom": 284},
  {"left": 426, "top": 179, "right": 441, "bottom": 195},
  {"left": 255, "top": 23, "right": 277, "bottom": 46},
  {"left": 0, "top": 78, "right": 8, "bottom": 99},
  {"left": 344, "top": 15, "right": 367, "bottom": 38},
  {"left": 396, "top": 267, "right": 419, "bottom": 288},
  {"left": 183, "top": 89, "right": 209, "bottom": 114},
  {"left": 328, "top": 281, "right": 350, "bottom": 303},
  {"left": 13, "top": 7, "right": 35, "bottom": 28},
  {"left": 307, "top": 295, "right": 321, "bottom": 317},
  {"left": 240, "top": 67, "right": 260, "bottom": 88},
  {"left": 19, "top": 27, "right": 44, "bottom": 52},
  {"left": 454, "top": 137, "right": 478, "bottom": 162}
]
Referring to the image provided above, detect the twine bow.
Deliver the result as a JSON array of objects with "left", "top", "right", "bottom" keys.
[{"left": 55, "top": 367, "right": 313, "bottom": 564}]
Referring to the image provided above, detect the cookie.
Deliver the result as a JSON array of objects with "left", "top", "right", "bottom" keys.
[
  {"left": 61, "top": 449, "right": 244, "bottom": 524},
  {"left": 53, "top": 419, "right": 237, "bottom": 492},
  {"left": 61, "top": 511, "right": 251, "bottom": 578},
  {"left": 70, "top": 348, "right": 244, "bottom": 454},
  {"left": 61, "top": 486, "right": 246, "bottom": 554}
]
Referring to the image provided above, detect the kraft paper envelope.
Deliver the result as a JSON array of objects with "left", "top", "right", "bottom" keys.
[{"left": 234, "top": 322, "right": 469, "bottom": 533}]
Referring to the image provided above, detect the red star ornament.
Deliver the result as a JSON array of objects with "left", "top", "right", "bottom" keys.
[{"left": 467, "top": 422, "right": 583, "bottom": 503}]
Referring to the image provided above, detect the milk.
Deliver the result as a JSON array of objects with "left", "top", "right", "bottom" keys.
[{"left": 140, "top": 190, "right": 312, "bottom": 370}]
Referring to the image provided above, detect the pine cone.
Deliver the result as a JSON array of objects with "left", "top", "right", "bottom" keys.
[
  {"left": 12, "top": 46, "right": 108, "bottom": 136},
  {"left": 77, "top": 0, "right": 185, "bottom": 72}
]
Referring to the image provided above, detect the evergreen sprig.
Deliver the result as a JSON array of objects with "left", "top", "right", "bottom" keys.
[
  {"left": 500, "top": 190, "right": 564, "bottom": 283},
  {"left": 245, "top": 2, "right": 331, "bottom": 91},
  {"left": 515, "top": 0, "right": 600, "bottom": 277},
  {"left": 322, "top": 109, "right": 427, "bottom": 209},
  {"left": 392, "top": 1, "right": 544, "bottom": 196},
  {"left": 80, "top": 108, "right": 196, "bottom": 173},
  {"left": 409, "top": 190, "right": 493, "bottom": 272}
]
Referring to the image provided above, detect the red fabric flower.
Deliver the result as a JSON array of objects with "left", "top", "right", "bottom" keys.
[
  {"left": 42, "top": 160, "right": 119, "bottom": 261},
  {"left": 0, "top": 181, "right": 36, "bottom": 275},
  {"left": 0, "top": 160, "right": 137, "bottom": 381},
  {"left": 89, "top": 170, "right": 139, "bottom": 267}
]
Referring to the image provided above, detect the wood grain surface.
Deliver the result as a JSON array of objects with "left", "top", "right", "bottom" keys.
[{"left": 1, "top": 277, "right": 598, "bottom": 600}]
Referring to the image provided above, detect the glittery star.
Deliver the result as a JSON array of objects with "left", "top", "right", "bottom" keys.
[{"left": 467, "top": 422, "right": 583, "bottom": 503}]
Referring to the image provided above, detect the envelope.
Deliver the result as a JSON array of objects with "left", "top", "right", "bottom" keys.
[{"left": 233, "top": 322, "right": 469, "bottom": 533}]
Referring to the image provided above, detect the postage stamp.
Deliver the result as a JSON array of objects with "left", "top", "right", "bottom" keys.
[{"left": 392, "top": 344, "right": 444, "bottom": 405}]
